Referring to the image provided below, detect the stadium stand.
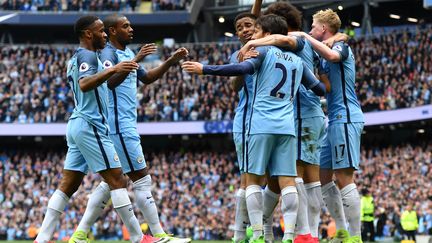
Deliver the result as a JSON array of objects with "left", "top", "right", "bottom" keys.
[
  {"left": 0, "top": 0, "right": 191, "bottom": 12},
  {"left": 0, "top": 25, "right": 431, "bottom": 123},
  {"left": 0, "top": 143, "right": 431, "bottom": 240}
]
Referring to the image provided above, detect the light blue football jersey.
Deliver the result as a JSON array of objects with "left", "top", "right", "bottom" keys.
[
  {"left": 100, "top": 43, "right": 147, "bottom": 134},
  {"left": 320, "top": 41, "right": 364, "bottom": 124},
  {"left": 230, "top": 50, "right": 253, "bottom": 134},
  {"left": 245, "top": 46, "right": 318, "bottom": 135},
  {"left": 67, "top": 47, "right": 110, "bottom": 134},
  {"left": 295, "top": 39, "right": 325, "bottom": 119}
]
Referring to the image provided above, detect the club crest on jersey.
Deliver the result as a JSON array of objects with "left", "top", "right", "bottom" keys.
[
  {"left": 79, "top": 62, "right": 89, "bottom": 72},
  {"left": 114, "top": 153, "right": 120, "bottom": 162},
  {"left": 103, "top": 60, "right": 113, "bottom": 68},
  {"left": 137, "top": 155, "right": 144, "bottom": 164}
]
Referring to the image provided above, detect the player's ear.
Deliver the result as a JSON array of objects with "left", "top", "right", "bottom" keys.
[
  {"left": 108, "top": 26, "right": 116, "bottom": 36},
  {"left": 83, "top": 29, "right": 92, "bottom": 39}
]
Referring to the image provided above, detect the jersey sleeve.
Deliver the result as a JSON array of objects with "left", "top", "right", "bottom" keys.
[
  {"left": 77, "top": 50, "right": 99, "bottom": 81},
  {"left": 229, "top": 50, "right": 240, "bottom": 64},
  {"left": 332, "top": 41, "right": 349, "bottom": 62},
  {"left": 99, "top": 48, "right": 119, "bottom": 69},
  {"left": 301, "top": 63, "right": 320, "bottom": 89},
  {"left": 137, "top": 65, "right": 148, "bottom": 79},
  {"left": 292, "top": 36, "right": 305, "bottom": 52},
  {"left": 245, "top": 46, "right": 268, "bottom": 73}
]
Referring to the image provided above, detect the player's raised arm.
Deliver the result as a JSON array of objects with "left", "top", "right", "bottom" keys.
[
  {"left": 251, "top": 0, "right": 263, "bottom": 17},
  {"left": 139, "top": 47, "right": 188, "bottom": 84},
  {"left": 78, "top": 50, "right": 138, "bottom": 92}
]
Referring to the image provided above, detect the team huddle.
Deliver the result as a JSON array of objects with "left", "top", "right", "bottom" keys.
[
  {"left": 33, "top": 1, "right": 364, "bottom": 243},
  {"left": 183, "top": 1, "right": 364, "bottom": 243}
]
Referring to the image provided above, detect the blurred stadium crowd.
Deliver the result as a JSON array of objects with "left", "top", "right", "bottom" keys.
[
  {"left": 0, "top": 25, "right": 431, "bottom": 123},
  {"left": 0, "top": 143, "right": 431, "bottom": 240},
  {"left": 0, "top": 0, "right": 189, "bottom": 12}
]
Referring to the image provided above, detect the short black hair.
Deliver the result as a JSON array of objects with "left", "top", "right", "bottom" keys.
[
  {"left": 234, "top": 12, "right": 257, "bottom": 29},
  {"left": 74, "top": 15, "right": 100, "bottom": 38},
  {"left": 264, "top": 2, "right": 302, "bottom": 31},
  {"left": 255, "top": 14, "right": 288, "bottom": 35},
  {"left": 104, "top": 14, "right": 126, "bottom": 35}
]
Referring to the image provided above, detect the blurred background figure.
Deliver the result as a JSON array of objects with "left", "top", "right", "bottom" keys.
[{"left": 361, "top": 188, "right": 375, "bottom": 242}]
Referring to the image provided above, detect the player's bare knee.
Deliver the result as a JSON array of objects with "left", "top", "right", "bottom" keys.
[
  {"left": 127, "top": 167, "right": 148, "bottom": 182},
  {"left": 267, "top": 176, "right": 281, "bottom": 194},
  {"left": 59, "top": 170, "right": 84, "bottom": 197},
  {"left": 334, "top": 169, "right": 354, "bottom": 188},
  {"left": 319, "top": 169, "right": 334, "bottom": 185},
  {"left": 100, "top": 168, "right": 128, "bottom": 189},
  {"left": 277, "top": 176, "right": 295, "bottom": 190}
]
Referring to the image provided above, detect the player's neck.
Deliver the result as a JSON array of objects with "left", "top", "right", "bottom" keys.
[
  {"left": 322, "top": 32, "right": 335, "bottom": 42},
  {"left": 110, "top": 39, "right": 126, "bottom": 51},
  {"left": 79, "top": 41, "right": 96, "bottom": 52}
]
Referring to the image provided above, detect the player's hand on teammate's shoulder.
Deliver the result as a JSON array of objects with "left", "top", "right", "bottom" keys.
[
  {"left": 134, "top": 43, "right": 157, "bottom": 62},
  {"left": 181, "top": 61, "right": 203, "bottom": 75},
  {"left": 171, "top": 47, "right": 189, "bottom": 62},
  {"left": 241, "top": 48, "right": 259, "bottom": 62},
  {"left": 237, "top": 44, "right": 259, "bottom": 62},
  {"left": 113, "top": 61, "right": 139, "bottom": 73}
]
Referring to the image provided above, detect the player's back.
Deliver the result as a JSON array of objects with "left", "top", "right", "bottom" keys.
[
  {"left": 67, "top": 47, "right": 109, "bottom": 133},
  {"left": 100, "top": 43, "right": 138, "bottom": 134},
  {"left": 295, "top": 39, "right": 325, "bottom": 119},
  {"left": 321, "top": 41, "right": 364, "bottom": 124},
  {"left": 248, "top": 46, "right": 304, "bottom": 136}
]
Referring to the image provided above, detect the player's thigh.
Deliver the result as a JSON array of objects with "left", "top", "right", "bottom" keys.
[
  {"left": 111, "top": 131, "right": 146, "bottom": 174},
  {"left": 245, "top": 134, "right": 274, "bottom": 176},
  {"left": 328, "top": 122, "right": 363, "bottom": 170},
  {"left": 64, "top": 119, "right": 88, "bottom": 174},
  {"left": 233, "top": 132, "right": 246, "bottom": 174},
  {"left": 268, "top": 134, "right": 297, "bottom": 177},
  {"left": 296, "top": 117, "right": 326, "bottom": 166},
  {"left": 319, "top": 130, "right": 332, "bottom": 170},
  {"left": 74, "top": 118, "right": 121, "bottom": 173}
]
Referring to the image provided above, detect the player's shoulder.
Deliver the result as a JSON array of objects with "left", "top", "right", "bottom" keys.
[
  {"left": 76, "top": 47, "right": 97, "bottom": 59},
  {"left": 332, "top": 41, "right": 349, "bottom": 51},
  {"left": 229, "top": 50, "right": 240, "bottom": 63},
  {"left": 100, "top": 43, "right": 116, "bottom": 56},
  {"left": 76, "top": 48, "right": 98, "bottom": 67}
]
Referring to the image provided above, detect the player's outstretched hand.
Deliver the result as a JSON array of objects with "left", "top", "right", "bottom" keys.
[
  {"left": 181, "top": 61, "right": 203, "bottom": 75},
  {"left": 171, "top": 47, "right": 189, "bottom": 63},
  {"left": 238, "top": 42, "right": 253, "bottom": 62},
  {"left": 114, "top": 61, "right": 139, "bottom": 73},
  {"left": 134, "top": 43, "right": 157, "bottom": 62}
]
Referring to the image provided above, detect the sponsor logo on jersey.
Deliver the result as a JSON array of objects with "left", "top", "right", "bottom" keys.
[
  {"left": 79, "top": 62, "right": 89, "bottom": 72},
  {"left": 103, "top": 60, "right": 113, "bottom": 68},
  {"left": 334, "top": 45, "right": 343, "bottom": 52}
]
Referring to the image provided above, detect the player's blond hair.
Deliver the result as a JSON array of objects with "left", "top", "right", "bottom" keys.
[{"left": 312, "top": 9, "right": 341, "bottom": 34}]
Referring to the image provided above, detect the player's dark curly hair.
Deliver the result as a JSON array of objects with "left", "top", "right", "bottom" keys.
[
  {"left": 264, "top": 2, "right": 302, "bottom": 31},
  {"left": 255, "top": 14, "right": 288, "bottom": 35},
  {"left": 74, "top": 15, "right": 100, "bottom": 38},
  {"left": 233, "top": 12, "right": 257, "bottom": 29}
]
